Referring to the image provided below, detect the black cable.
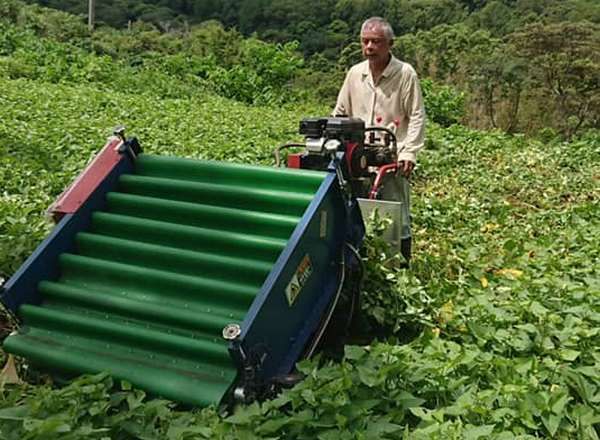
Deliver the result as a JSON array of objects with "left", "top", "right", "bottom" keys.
[
  {"left": 343, "top": 242, "right": 364, "bottom": 334},
  {"left": 305, "top": 250, "right": 346, "bottom": 359}
]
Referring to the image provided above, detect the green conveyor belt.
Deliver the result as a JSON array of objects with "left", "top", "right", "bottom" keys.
[{"left": 4, "top": 154, "right": 325, "bottom": 406}]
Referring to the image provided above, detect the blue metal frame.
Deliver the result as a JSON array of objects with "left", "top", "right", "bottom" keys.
[
  {"left": 234, "top": 165, "right": 365, "bottom": 380},
  {"left": 1, "top": 155, "right": 134, "bottom": 313}
]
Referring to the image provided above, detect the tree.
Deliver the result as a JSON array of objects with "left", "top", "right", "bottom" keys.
[
  {"left": 238, "top": 0, "right": 269, "bottom": 35},
  {"left": 455, "top": 0, "right": 487, "bottom": 12},
  {"left": 467, "top": 46, "right": 528, "bottom": 132},
  {"left": 333, "top": 0, "right": 387, "bottom": 33},
  {"left": 386, "top": 0, "right": 468, "bottom": 35},
  {"left": 184, "top": 20, "right": 243, "bottom": 65},
  {"left": 510, "top": 21, "right": 600, "bottom": 137},
  {"left": 467, "top": 0, "right": 517, "bottom": 35}
]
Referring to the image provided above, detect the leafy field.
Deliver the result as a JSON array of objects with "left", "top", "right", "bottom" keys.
[
  {"left": 0, "top": 76, "right": 329, "bottom": 274},
  {"left": 1, "top": 74, "right": 598, "bottom": 438},
  {"left": 1, "top": 3, "right": 599, "bottom": 437}
]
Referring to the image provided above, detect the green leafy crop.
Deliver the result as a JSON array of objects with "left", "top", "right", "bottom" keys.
[{"left": 0, "top": 3, "right": 599, "bottom": 437}]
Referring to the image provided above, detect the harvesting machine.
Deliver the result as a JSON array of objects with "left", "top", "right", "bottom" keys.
[{"left": 0, "top": 117, "right": 402, "bottom": 407}]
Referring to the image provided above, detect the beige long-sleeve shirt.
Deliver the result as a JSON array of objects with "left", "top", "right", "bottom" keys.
[{"left": 333, "top": 56, "right": 426, "bottom": 163}]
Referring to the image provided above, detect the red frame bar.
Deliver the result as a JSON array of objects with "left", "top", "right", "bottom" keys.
[
  {"left": 368, "top": 163, "right": 398, "bottom": 199},
  {"left": 48, "top": 137, "right": 124, "bottom": 222}
]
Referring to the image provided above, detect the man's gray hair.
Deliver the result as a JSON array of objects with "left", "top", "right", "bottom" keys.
[{"left": 361, "top": 17, "right": 395, "bottom": 41}]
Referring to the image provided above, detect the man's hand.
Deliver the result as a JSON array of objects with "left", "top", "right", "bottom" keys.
[{"left": 398, "top": 160, "right": 414, "bottom": 178}]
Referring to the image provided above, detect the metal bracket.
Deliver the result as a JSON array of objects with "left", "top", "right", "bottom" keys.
[
  {"left": 228, "top": 340, "right": 269, "bottom": 404},
  {"left": 112, "top": 125, "right": 142, "bottom": 161},
  {"left": 113, "top": 125, "right": 126, "bottom": 142}
]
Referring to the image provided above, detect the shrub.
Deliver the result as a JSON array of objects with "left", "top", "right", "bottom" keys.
[{"left": 420, "top": 78, "right": 465, "bottom": 127}]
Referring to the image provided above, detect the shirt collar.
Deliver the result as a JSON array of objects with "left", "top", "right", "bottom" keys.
[
  {"left": 381, "top": 55, "right": 401, "bottom": 78},
  {"left": 361, "top": 55, "right": 402, "bottom": 82}
]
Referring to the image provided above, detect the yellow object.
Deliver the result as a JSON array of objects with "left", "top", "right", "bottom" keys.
[{"left": 495, "top": 268, "right": 524, "bottom": 278}]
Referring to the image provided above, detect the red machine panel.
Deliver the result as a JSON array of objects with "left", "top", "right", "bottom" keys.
[{"left": 287, "top": 153, "right": 302, "bottom": 169}]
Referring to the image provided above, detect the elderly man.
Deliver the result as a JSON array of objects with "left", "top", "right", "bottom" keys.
[{"left": 333, "top": 16, "right": 425, "bottom": 267}]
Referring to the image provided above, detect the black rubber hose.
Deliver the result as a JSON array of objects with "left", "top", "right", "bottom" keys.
[{"left": 344, "top": 242, "right": 364, "bottom": 334}]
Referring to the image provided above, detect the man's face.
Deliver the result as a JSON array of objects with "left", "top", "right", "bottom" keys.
[{"left": 361, "top": 25, "right": 391, "bottom": 63}]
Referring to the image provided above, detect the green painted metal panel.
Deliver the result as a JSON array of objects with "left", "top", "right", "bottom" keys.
[
  {"left": 105, "top": 192, "right": 300, "bottom": 239},
  {"left": 38, "top": 281, "right": 234, "bottom": 335},
  {"left": 4, "top": 154, "right": 325, "bottom": 407},
  {"left": 118, "top": 175, "right": 312, "bottom": 217},
  {"left": 75, "top": 233, "right": 271, "bottom": 285},
  {"left": 90, "top": 212, "right": 287, "bottom": 262},
  {"left": 59, "top": 254, "right": 257, "bottom": 312},
  {"left": 20, "top": 305, "right": 231, "bottom": 363},
  {"left": 135, "top": 154, "right": 324, "bottom": 194},
  {"left": 4, "top": 328, "right": 236, "bottom": 407}
]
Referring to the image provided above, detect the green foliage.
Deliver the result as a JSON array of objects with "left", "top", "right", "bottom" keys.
[
  {"left": 0, "top": 10, "right": 305, "bottom": 106},
  {"left": 0, "top": 22, "right": 23, "bottom": 55},
  {"left": 14, "top": 1, "right": 88, "bottom": 41},
  {"left": 208, "top": 39, "right": 304, "bottom": 105},
  {"left": 420, "top": 79, "right": 465, "bottom": 127},
  {"left": 0, "top": 373, "right": 223, "bottom": 439},
  {"left": 0, "top": 0, "right": 20, "bottom": 22},
  {"left": 395, "top": 24, "right": 499, "bottom": 81},
  {"left": 183, "top": 21, "right": 244, "bottom": 63},
  {"left": 387, "top": 0, "right": 468, "bottom": 35},
  {"left": 467, "top": 0, "right": 517, "bottom": 35},
  {"left": 22, "top": 0, "right": 600, "bottom": 61},
  {"left": 9, "top": 0, "right": 600, "bottom": 135},
  {"left": 0, "top": 1, "right": 599, "bottom": 437},
  {"left": 358, "top": 215, "right": 436, "bottom": 335},
  {"left": 4, "top": 70, "right": 597, "bottom": 437}
]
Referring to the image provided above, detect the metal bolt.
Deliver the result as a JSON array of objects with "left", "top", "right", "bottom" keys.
[
  {"left": 233, "top": 386, "right": 246, "bottom": 402},
  {"left": 222, "top": 323, "right": 241, "bottom": 340}
]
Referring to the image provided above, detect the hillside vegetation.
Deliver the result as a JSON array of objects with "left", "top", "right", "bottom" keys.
[
  {"left": 0, "top": 1, "right": 599, "bottom": 439},
  {"left": 21, "top": 0, "right": 600, "bottom": 136}
]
